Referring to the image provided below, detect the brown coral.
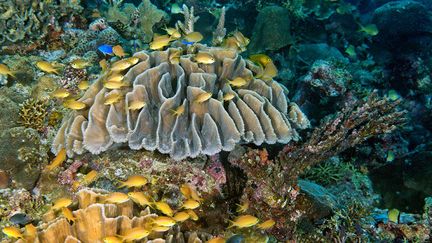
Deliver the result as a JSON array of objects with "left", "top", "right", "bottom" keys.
[
  {"left": 18, "top": 98, "right": 48, "bottom": 132},
  {"left": 52, "top": 44, "right": 308, "bottom": 160}
]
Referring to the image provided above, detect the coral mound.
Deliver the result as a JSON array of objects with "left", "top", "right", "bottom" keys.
[{"left": 53, "top": 44, "right": 309, "bottom": 160}]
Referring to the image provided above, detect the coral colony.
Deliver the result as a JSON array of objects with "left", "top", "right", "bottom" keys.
[{"left": 0, "top": 0, "right": 432, "bottom": 242}]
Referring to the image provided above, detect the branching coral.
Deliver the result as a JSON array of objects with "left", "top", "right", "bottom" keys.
[
  {"left": 176, "top": 4, "right": 200, "bottom": 35},
  {"left": 0, "top": 0, "right": 82, "bottom": 45},
  {"left": 18, "top": 98, "right": 48, "bottom": 132},
  {"left": 52, "top": 45, "right": 308, "bottom": 160},
  {"left": 227, "top": 92, "right": 406, "bottom": 241}
]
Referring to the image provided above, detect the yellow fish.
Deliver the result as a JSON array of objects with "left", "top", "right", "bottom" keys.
[
  {"left": 121, "top": 227, "right": 150, "bottom": 242},
  {"left": 232, "top": 31, "right": 250, "bottom": 46},
  {"left": 126, "top": 56, "right": 140, "bottom": 65},
  {"left": 181, "top": 199, "right": 200, "bottom": 209},
  {"left": 104, "top": 81, "right": 129, "bottom": 90},
  {"left": 152, "top": 216, "right": 176, "bottom": 227},
  {"left": 128, "top": 100, "right": 146, "bottom": 110},
  {"left": 64, "top": 100, "right": 86, "bottom": 110},
  {"left": 227, "top": 77, "right": 247, "bottom": 87},
  {"left": 46, "top": 148, "right": 67, "bottom": 171},
  {"left": 104, "top": 93, "right": 123, "bottom": 105},
  {"left": 259, "top": 61, "right": 278, "bottom": 81},
  {"left": 2, "top": 226, "right": 23, "bottom": 239},
  {"left": 103, "top": 236, "right": 123, "bottom": 243},
  {"left": 107, "top": 73, "right": 124, "bottom": 83},
  {"left": 223, "top": 92, "right": 235, "bottom": 101},
  {"left": 149, "top": 36, "right": 172, "bottom": 50},
  {"left": 151, "top": 225, "right": 171, "bottom": 232},
  {"left": 184, "top": 32, "right": 203, "bottom": 42},
  {"left": 236, "top": 201, "right": 249, "bottom": 213},
  {"left": 208, "top": 237, "right": 226, "bottom": 243},
  {"left": 78, "top": 80, "right": 90, "bottom": 90},
  {"left": 170, "top": 104, "right": 185, "bottom": 117},
  {"left": 169, "top": 49, "right": 182, "bottom": 64},
  {"left": 128, "top": 192, "right": 153, "bottom": 207},
  {"left": 0, "top": 63, "right": 16, "bottom": 78},
  {"left": 24, "top": 224, "right": 37, "bottom": 237},
  {"left": 194, "top": 92, "right": 212, "bottom": 103},
  {"left": 386, "top": 150, "right": 395, "bottom": 162},
  {"left": 173, "top": 211, "right": 190, "bottom": 222},
  {"left": 180, "top": 184, "right": 192, "bottom": 198},
  {"left": 358, "top": 23, "right": 379, "bottom": 36},
  {"left": 113, "top": 45, "right": 126, "bottom": 58},
  {"left": 249, "top": 54, "right": 272, "bottom": 66},
  {"left": 61, "top": 207, "right": 75, "bottom": 223},
  {"left": 99, "top": 59, "right": 108, "bottom": 72},
  {"left": 388, "top": 208, "right": 400, "bottom": 223},
  {"left": 194, "top": 52, "right": 215, "bottom": 64},
  {"left": 257, "top": 219, "right": 275, "bottom": 230},
  {"left": 118, "top": 175, "right": 147, "bottom": 188},
  {"left": 111, "top": 60, "right": 133, "bottom": 72},
  {"left": 71, "top": 59, "right": 90, "bottom": 69},
  {"left": 82, "top": 170, "right": 98, "bottom": 185},
  {"left": 154, "top": 201, "right": 174, "bottom": 216},
  {"left": 164, "top": 26, "right": 181, "bottom": 39},
  {"left": 52, "top": 88, "right": 70, "bottom": 98},
  {"left": 36, "top": 61, "right": 60, "bottom": 75},
  {"left": 104, "top": 192, "right": 129, "bottom": 204},
  {"left": 52, "top": 197, "right": 72, "bottom": 211},
  {"left": 227, "top": 215, "right": 259, "bottom": 228},
  {"left": 186, "top": 209, "right": 199, "bottom": 221}
]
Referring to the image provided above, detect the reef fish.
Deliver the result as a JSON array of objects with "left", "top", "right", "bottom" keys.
[
  {"left": 236, "top": 201, "right": 249, "bottom": 213},
  {"left": 170, "top": 3, "right": 182, "bottom": 14},
  {"left": 78, "top": 80, "right": 90, "bottom": 90},
  {"left": 149, "top": 35, "right": 172, "bottom": 50},
  {"left": 194, "top": 52, "right": 215, "bottom": 64},
  {"left": 151, "top": 226, "right": 171, "bottom": 232},
  {"left": 223, "top": 93, "right": 235, "bottom": 101},
  {"left": 113, "top": 45, "right": 126, "bottom": 58},
  {"left": 51, "top": 197, "right": 72, "bottom": 211},
  {"left": 0, "top": 63, "right": 16, "bottom": 78},
  {"left": 98, "top": 44, "right": 113, "bottom": 55},
  {"left": 164, "top": 26, "right": 181, "bottom": 39},
  {"left": 184, "top": 32, "right": 203, "bottom": 43},
  {"left": 110, "top": 59, "right": 133, "bottom": 71},
  {"left": 388, "top": 209, "right": 400, "bottom": 223},
  {"left": 154, "top": 201, "right": 174, "bottom": 216},
  {"left": 51, "top": 88, "right": 70, "bottom": 99},
  {"left": 153, "top": 216, "right": 176, "bottom": 227},
  {"left": 71, "top": 59, "right": 91, "bottom": 69},
  {"left": 118, "top": 175, "right": 148, "bottom": 188},
  {"left": 208, "top": 237, "right": 226, "bottom": 243},
  {"left": 170, "top": 104, "right": 185, "bottom": 117},
  {"left": 126, "top": 57, "right": 140, "bottom": 65},
  {"left": 121, "top": 227, "right": 150, "bottom": 241},
  {"left": 128, "top": 100, "right": 146, "bottom": 110},
  {"left": 46, "top": 148, "right": 67, "bottom": 171},
  {"left": 194, "top": 92, "right": 213, "bottom": 104},
  {"left": 186, "top": 209, "right": 199, "bottom": 221},
  {"left": 181, "top": 199, "right": 200, "bottom": 210},
  {"left": 227, "top": 77, "right": 247, "bottom": 87},
  {"left": 64, "top": 100, "right": 86, "bottom": 110},
  {"left": 103, "top": 236, "right": 123, "bottom": 243},
  {"left": 82, "top": 170, "right": 98, "bottom": 185},
  {"left": 228, "top": 215, "right": 259, "bottom": 228},
  {"left": 2, "top": 226, "right": 23, "bottom": 239},
  {"left": 36, "top": 61, "right": 60, "bottom": 75},
  {"left": 104, "top": 81, "right": 129, "bottom": 90},
  {"left": 249, "top": 54, "right": 272, "bottom": 67},
  {"left": 345, "top": 45, "right": 357, "bottom": 58},
  {"left": 358, "top": 23, "right": 379, "bottom": 36},
  {"left": 128, "top": 192, "right": 153, "bottom": 207},
  {"left": 107, "top": 73, "right": 124, "bottom": 83},
  {"left": 257, "top": 219, "right": 275, "bottom": 230},
  {"left": 173, "top": 211, "right": 190, "bottom": 222},
  {"left": 104, "top": 192, "right": 129, "bottom": 204},
  {"left": 61, "top": 207, "right": 76, "bottom": 223},
  {"left": 104, "top": 93, "right": 123, "bottom": 105}
]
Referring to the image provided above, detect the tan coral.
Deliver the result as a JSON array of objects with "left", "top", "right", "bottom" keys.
[
  {"left": 15, "top": 189, "right": 212, "bottom": 243},
  {"left": 52, "top": 44, "right": 309, "bottom": 160}
]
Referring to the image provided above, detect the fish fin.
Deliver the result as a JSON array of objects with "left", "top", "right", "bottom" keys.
[
  {"left": 9, "top": 71, "right": 16, "bottom": 78},
  {"left": 226, "top": 220, "right": 235, "bottom": 229}
]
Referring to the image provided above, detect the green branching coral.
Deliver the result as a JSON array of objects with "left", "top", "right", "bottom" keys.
[{"left": 18, "top": 98, "right": 48, "bottom": 132}]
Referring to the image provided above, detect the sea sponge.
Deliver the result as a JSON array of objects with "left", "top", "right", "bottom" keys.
[
  {"left": 14, "top": 189, "right": 212, "bottom": 243},
  {"left": 52, "top": 44, "right": 309, "bottom": 160}
]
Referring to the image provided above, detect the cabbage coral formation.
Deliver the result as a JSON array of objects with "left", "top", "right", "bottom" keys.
[{"left": 52, "top": 44, "right": 309, "bottom": 160}]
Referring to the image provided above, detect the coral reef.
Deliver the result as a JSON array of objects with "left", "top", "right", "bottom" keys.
[{"left": 52, "top": 45, "right": 309, "bottom": 160}]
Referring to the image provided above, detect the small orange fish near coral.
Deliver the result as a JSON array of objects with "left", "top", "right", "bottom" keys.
[
  {"left": 46, "top": 148, "right": 67, "bottom": 171},
  {"left": 113, "top": 45, "right": 127, "bottom": 58},
  {"left": 118, "top": 175, "right": 148, "bottom": 188}
]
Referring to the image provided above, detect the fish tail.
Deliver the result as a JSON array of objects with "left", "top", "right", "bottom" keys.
[
  {"left": 117, "top": 181, "right": 126, "bottom": 188},
  {"left": 53, "top": 69, "right": 60, "bottom": 75},
  {"left": 9, "top": 71, "right": 16, "bottom": 78},
  {"left": 226, "top": 221, "right": 235, "bottom": 229}
]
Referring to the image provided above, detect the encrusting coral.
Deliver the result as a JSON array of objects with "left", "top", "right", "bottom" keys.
[{"left": 52, "top": 44, "right": 309, "bottom": 160}]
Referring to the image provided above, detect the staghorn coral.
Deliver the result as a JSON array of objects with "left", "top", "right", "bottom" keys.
[
  {"left": 10, "top": 189, "right": 214, "bottom": 243},
  {"left": 0, "top": 0, "right": 82, "bottom": 45},
  {"left": 52, "top": 44, "right": 309, "bottom": 160},
  {"left": 227, "top": 92, "right": 406, "bottom": 241},
  {"left": 212, "top": 7, "right": 226, "bottom": 46},
  {"left": 18, "top": 98, "right": 48, "bottom": 132},
  {"left": 176, "top": 4, "right": 199, "bottom": 35}
]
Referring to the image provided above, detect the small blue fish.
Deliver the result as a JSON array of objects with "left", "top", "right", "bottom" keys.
[
  {"left": 98, "top": 44, "right": 113, "bottom": 55},
  {"left": 181, "top": 40, "right": 195, "bottom": 45}
]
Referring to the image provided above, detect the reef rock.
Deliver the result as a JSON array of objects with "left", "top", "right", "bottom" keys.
[
  {"left": 248, "top": 6, "right": 293, "bottom": 53},
  {"left": 52, "top": 44, "right": 308, "bottom": 160},
  {"left": 373, "top": 1, "right": 432, "bottom": 44},
  {"left": 0, "top": 127, "right": 48, "bottom": 190}
]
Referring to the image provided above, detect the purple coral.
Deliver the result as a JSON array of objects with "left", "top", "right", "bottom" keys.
[{"left": 58, "top": 160, "right": 83, "bottom": 186}]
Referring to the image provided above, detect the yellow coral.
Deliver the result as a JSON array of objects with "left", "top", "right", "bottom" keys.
[{"left": 18, "top": 98, "right": 48, "bottom": 132}]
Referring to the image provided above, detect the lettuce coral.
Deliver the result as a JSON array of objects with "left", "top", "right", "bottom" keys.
[{"left": 52, "top": 44, "right": 309, "bottom": 160}]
